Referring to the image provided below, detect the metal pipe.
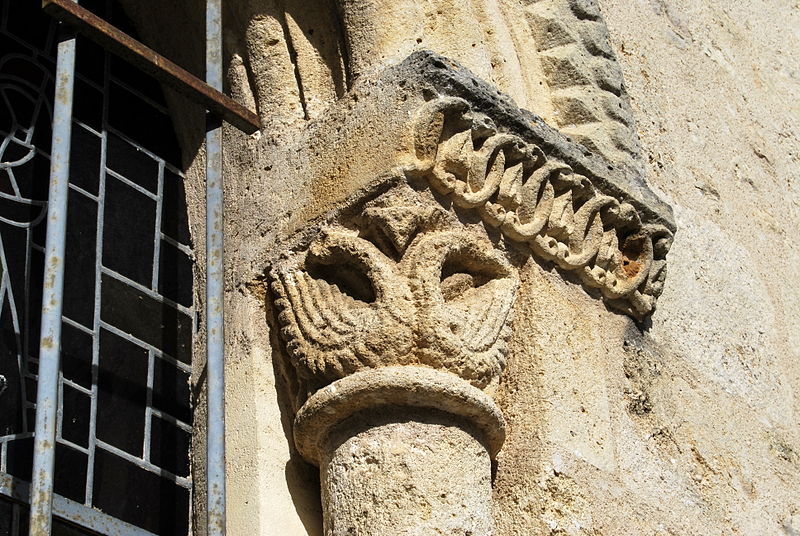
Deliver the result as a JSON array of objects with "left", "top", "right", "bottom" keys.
[
  {"left": 205, "top": 0, "right": 226, "bottom": 534},
  {"left": 28, "top": 22, "right": 77, "bottom": 536}
]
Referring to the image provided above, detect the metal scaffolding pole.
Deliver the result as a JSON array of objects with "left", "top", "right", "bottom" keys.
[
  {"left": 205, "top": 0, "right": 227, "bottom": 534},
  {"left": 28, "top": 22, "right": 77, "bottom": 536}
]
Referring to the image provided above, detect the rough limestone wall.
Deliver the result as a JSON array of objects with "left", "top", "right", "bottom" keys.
[
  {"left": 214, "top": 1, "right": 800, "bottom": 535},
  {"left": 492, "top": 1, "right": 800, "bottom": 535},
  {"left": 221, "top": 0, "right": 644, "bottom": 172},
  {"left": 122, "top": 0, "right": 800, "bottom": 534}
]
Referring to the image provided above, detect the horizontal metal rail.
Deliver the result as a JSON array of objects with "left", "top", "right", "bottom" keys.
[
  {"left": 41, "top": 0, "right": 260, "bottom": 134},
  {"left": 3, "top": 475, "right": 155, "bottom": 536}
]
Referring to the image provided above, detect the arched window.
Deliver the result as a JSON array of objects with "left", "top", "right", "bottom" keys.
[{"left": 0, "top": 1, "right": 194, "bottom": 534}]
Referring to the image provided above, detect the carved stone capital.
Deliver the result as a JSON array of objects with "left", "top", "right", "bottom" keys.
[
  {"left": 271, "top": 185, "right": 518, "bottom": 467},
  {"left": 266, "top": 51, "right": 675, "bottom": 536},
  {"left": 272, "top": 185, "right": 519, "bottom": 398},
  {"left": 270, "top": 184, "right": 514, "bottom": 535}
]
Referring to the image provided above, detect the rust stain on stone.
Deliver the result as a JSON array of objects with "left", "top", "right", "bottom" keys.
[{"left": 621, "top": 257, "right": 641, "bottom": 278}]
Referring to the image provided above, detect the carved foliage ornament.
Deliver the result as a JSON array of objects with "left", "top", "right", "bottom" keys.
[
  {"left": 272, "top": 187, "right": 519, "bottom": 394},
  {"left": 408, "top": 97, "right": 673, "bottom": 320}
]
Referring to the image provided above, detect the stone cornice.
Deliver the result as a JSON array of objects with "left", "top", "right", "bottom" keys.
[
  {"left": 404, "top": 95, "right": 673, "bottom": 320},
  {"left": 398, "top": 52, "right": 675, "bottom": 231}
]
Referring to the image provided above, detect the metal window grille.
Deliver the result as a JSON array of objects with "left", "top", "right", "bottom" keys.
[{"left": 0, "top": 0, "right": 254, "bottom": 533}]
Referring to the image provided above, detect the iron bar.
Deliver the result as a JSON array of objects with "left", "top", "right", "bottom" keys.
[
  {"left": 41, "top": 0, "right": 261, "bottom": 134},
  {"left": 205, "top": 0, "right": 226, "bottom": 534},
  {"left": 3, "top": 474, "right": 156, "bottom": 536},
  {"left": 28, "top": 22, "right": 77, "bottom": 536}
]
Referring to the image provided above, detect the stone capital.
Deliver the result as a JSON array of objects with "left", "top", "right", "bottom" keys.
[{"left": 265, "top": 51, "right": 674, "bottom": 536}]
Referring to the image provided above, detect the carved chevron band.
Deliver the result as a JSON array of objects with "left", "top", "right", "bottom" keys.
[{"left": 408, "top": 97, "right": 673, "bottom": 319}]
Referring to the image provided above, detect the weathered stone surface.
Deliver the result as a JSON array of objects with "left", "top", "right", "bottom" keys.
[
  {"left": 271, "top": 185, "right": 519, "bottom": 395},
  {"left": 235, "top": 33, "right": 676, "bottom": 536},
  {"left": 270, "top": 182, "right": 515, "bottom": 534},
  {"left": 265, "top": 80, "right": 674, "bottom": 523},
  {"left": 490, "top": 2, "right": 800, "bottom": 535},
  {"left": 322, "top": 408, "right": 494, "bottom": 536},
  {"left": 129, "top": 0, "right": 800, "bottom": 534},
  {"left": 394, "top": 51, "right": 674, "bottom": 232},
  {"left": 216, "top": 0, "right": 644, "bottom": 172}
]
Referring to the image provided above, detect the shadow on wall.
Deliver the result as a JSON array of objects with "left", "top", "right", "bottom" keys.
[
  {"left": 115, "top": 0, "right": 208, "bottom": 169},
  {"left": 267, "top": 295, "right": 324, "bottom": 536}
]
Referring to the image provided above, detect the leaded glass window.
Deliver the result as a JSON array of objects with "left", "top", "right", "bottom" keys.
[{"left": 0, "top": 1, "right": 194, "bottom": 534}]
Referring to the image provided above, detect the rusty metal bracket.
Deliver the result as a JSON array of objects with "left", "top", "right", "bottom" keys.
[{"left": 42, "top": 0, "right": 261, "bottom": 134}]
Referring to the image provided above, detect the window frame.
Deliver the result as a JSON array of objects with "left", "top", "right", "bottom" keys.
[{"left": 0, "top": 1, "right": 258, "bottom": 534}]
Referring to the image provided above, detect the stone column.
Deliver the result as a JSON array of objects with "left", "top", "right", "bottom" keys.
[
  {"left": 294, "top": 367, "right": 504, "bottom": 536},
  {"left": 271, "top": 184, "right": 520, "bottom": 535}
]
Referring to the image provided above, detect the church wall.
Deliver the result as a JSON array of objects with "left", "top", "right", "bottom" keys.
[{"left": 118, "top": 1, "right": 800, "bottom": 534}]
